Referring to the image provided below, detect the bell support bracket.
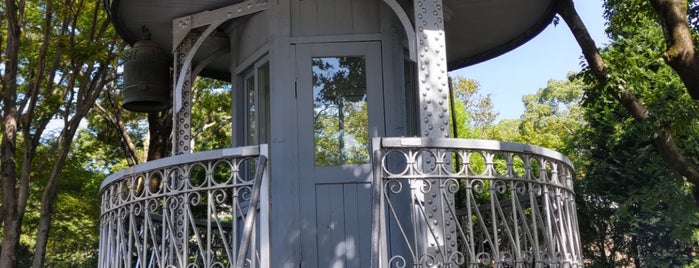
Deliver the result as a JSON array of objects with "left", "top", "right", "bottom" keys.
[{"left": 171, "top": 0, "right": 267, "bottom": 155}]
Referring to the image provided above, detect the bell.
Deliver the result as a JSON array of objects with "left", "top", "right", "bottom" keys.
[{"left": 122, "top": 38, "right": 170, "bottom": 112}]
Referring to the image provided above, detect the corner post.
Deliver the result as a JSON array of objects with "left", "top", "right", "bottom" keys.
[{"left": 414, "top": 0, "right": 457, "bottom": 264}]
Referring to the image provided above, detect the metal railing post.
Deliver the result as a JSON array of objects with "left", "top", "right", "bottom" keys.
[{"left": 236, "top": 154, "right": 268, "bottom": 268}]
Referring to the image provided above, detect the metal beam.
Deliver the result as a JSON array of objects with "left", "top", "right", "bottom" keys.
[{"left": 172, "top": 0, "right": 268, "bottom": 52}]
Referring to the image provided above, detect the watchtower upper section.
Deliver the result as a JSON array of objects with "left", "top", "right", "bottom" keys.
[{"left": 107, "top": 0, "right": 557, "bottom": 77}]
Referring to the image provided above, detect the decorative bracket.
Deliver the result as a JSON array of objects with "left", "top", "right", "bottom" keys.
[
  {"left": 172, "top": 0, "right": 268, "bottom": 52},
  {"left": 171, "top": 0, "right": 267, "bottom": 154},
  {"left": 172, "top": 0, "right": 268, "bottom": 112}
]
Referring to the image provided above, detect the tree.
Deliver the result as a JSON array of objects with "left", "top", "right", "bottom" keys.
[
  {"left": 518, "top": 76, "right": 585, "bottom": 157},
  {"left": 449, "top": 69, "right": 697, "bottom": 264},
  {"left": 0, "top": 1, "right": 123, "bottom": 267},
  {"left": 18, "top": 139, "right": 103, "bottom": 267},
  {"left": 448, "top": 76, "right": 499, "bottom": 139},
  {"left": 552, "top": 1, "right": 699, "bottom": 264},
  {"left": 455, "top": 75, "right": 584, "bottom": 157},
  {"left": 556, "top": 0, "right": 699, "bottom": 206},
  {"left": 84, "top": 75, "right": 233, "bottom": 176},
  {"left": 574, "top": 43, "right": 699, "bottom": 263},
  {"left": 576, "top": 82, "right": 699, "bottom": 266},
  {"left": 1, "top": 1, "right": 25, "bottom": 266},
  {"left": 451, "top": 77, "right": 498, "bottom": 128},
  {"left": 189, "top": 78, "right": 232, "bottom": 151}
]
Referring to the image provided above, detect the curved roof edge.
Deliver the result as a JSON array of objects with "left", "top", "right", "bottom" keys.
[
  {"left": 447, "top": 3, "right": 557, "bottom": 71},
  {"left": 106, "top": 0, "right": 138, "bottom": 45},
  {"left": 106, "top": 0, "right": 559, "bottom": 74}
]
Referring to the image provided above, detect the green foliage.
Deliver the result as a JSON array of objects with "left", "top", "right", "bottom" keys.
[
  {"left": 518, "top": 76, "right": 585, "bottom": 157},
  {"left": 451, "top": 28, "right": 699, "bottom": 263},
  {"left": 83, "top": 76, "right": 233, "bottom": 174},
  {"left": 575, "top": 2, "right": 699, "bottom": 265},
  {"left": 462, "top": 75, "right": 585, "bottom": 166},
  {"left": 577, "top": 101, "right": 699, "bottom": 265},
  {"left": 450, "top": 77, "right": 499, "bottom": 132},
  {"left": 82, "top": 104, "right": 148, "bottom": 173},
  {"left": 45, "top": 151, "right": 102, "bottom": 267},
  {"left": 1, "top": 0, "right": 124, "bottom": 266},
  {"left": 603, "top": 0, "right": 657, "bottom": 39},
  {"left": 11, "top": 136, "right": 102, "bottom": 267},
  {"left": 191, "top": 77, "right": 233, "bottom": 151}
]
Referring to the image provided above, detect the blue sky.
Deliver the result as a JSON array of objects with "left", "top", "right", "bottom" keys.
[{"left": 450, "top": 0, "right": 609, "bottom": 120}]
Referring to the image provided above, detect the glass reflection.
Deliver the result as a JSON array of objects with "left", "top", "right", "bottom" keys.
[{"left": 312, "top": 56, "right": 368, "bottom": 166}]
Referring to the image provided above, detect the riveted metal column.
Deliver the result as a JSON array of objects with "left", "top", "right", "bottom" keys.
[
  {"left": 168, "top": 32, "right": 196, "bottom": 268},
  {"left": 414, "top": 0, "right": 456, "bottom": 264},
  {"left": 173, "top": 34, "right": 195, "bottom": 155},
  {"left": 166, "top": 2, "right": 268, "bottom": 266}
]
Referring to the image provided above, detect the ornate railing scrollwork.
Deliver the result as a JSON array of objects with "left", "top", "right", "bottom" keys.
[
  {"left": 371, "top": 138, "right": 583, "bottom": 267},
  {"left": 98, "top": 145, "right": 269, "bottom": 268}
]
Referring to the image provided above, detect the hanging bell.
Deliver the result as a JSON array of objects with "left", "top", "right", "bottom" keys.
[{"left": 121, "top": 37, "right": 170, "bottom": 112}]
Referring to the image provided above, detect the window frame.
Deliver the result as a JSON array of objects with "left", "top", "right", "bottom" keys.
[{"left": 234, "top": 56, "right": 270, "bottom": 147}]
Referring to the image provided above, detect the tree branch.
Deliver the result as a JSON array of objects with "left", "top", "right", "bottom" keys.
[
  {"left": 650, "top": 0, "right": 699, "bottom": 99},
  {"left": 97, "top": 95, "right": 140, "bottom": 166},
  {"left": 556, "top": 0, "right": 650, "bottom": 120},
  {"left": 556, "top": 0, "right": 699, "bottom": 199}
]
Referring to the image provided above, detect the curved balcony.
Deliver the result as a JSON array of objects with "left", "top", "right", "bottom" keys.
[
  {"left": 98, "top": 139, "right": 582, "bottom": 267},
  {"left": 98, "top": 145, "right": 269, "bottom": 268},
  {"left": 370, "top": 138, "right": 583, "bottom": 267}
]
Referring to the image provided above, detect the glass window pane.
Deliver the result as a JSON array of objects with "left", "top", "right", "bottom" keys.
[
  {"left": 246, "top": 75, "right": 256, "bottom": 145},
  {"left": 257, "top": 63, "right": 270, "bottom": 144},
  {"left": 312, "top": 56, "right": 368, "bottom": 166}
]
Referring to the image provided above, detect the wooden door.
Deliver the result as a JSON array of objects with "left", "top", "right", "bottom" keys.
[{"left": 296, "top": 42, "right": 384, "bottom": 267}]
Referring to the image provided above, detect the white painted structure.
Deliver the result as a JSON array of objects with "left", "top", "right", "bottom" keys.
[{"left": 99, "top": 0, "right": 583, "bottom": 267}]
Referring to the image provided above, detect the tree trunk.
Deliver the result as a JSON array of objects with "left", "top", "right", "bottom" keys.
[
  {"left": 148, "top": 111, "right": 172, "bottom": 161},
  {"left": 1, "top": 0, "right": 120, "bottom": 265},
  {"left": 556, "top": 0, "right": 699, "bottom": 206},
  {"left": 0, "top": 1, "right": 24, "bottom": 267},
  {"left": 31, "top": 4, "right": 115, "bottom": 263},
  {"left": 115, "top": 112, "right": 141, "bottom": 165},
  {"left": 31, "top": 58, "right": 112, "bottom": 267},
  {"left": 31, "top": 120, "right": 78, "bottom": 268},
  {"left": 95, "top": 101, "right": 141, "bottom": 165}
]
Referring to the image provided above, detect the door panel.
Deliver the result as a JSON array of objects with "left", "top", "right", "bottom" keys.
[
  {"left": 315, "top": 183, "right": 372, "bottom": 268},
  {"left": 296, "top": 42, "right": 383, "bottom": 267}
]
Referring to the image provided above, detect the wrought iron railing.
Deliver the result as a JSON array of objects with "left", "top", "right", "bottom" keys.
[
  {"left": 98, "top": 145, "right": 269, "bottom": 268},
  {"left": 98, "top": 139, "right": 583, "bottom": 267},
  {"left": 370, "top": 138, "right": 583, "bottom": 267}
]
